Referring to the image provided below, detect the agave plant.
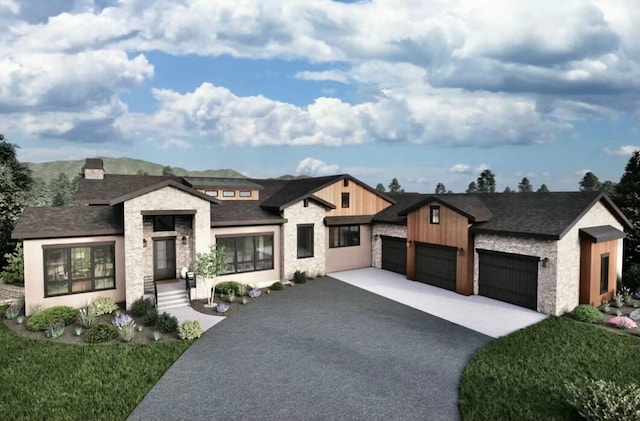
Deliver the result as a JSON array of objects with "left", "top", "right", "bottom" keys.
[
  {"left": 248, "top": 288, "right": 262, "bottom": 298},
  {"left": 216, "top": 303, "right": 230, "bottom": 313}
]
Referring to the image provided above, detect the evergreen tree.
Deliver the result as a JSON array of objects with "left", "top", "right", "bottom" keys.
[
  {"left": 476, "top": 169, "right": 496, "bottom": 193},
  {"left": 614, "top": 151, "right": 640, "bottom": 267},
  {"left": 466, "top": 181, "right": 478, "bottom": 193},
  {"left": 375, "top": 183, "right": 386, "bottom": 193},
  {"left": 579, "top": 171, "right": 602, "bottom": 191},
  {"left": 518, "top": 177, "right": 533, "bottom": 193},
  {"left": 537, "top": 184, "right": 550, "bottom": 193},
  {"left": 435, "top": 182, "right": 446, "bottom": 194},
  {"left": 503, "top": 186, "right": 513, "bottom": 193},
  {"left": 162, "top": 165, "right": 174, "bottom": 176},
  {"left": 49, "top": 173, "right": 74, "bottom": 206},
  {"left": 388, "top": 178, "right": 403, "bottom": 193}
]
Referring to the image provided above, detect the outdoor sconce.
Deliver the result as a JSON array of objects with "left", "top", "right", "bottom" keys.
[
  {"left": 142, "top": 239, "right": 147, "bottom": 248},
  {"left": 457, "top": 247, "right": 464, "bottom": 255},
  {"left": 406, "top": 240, "right": 413, "bottom": 247},
  {"left": 541, "top": 257, "right": 549, "bottom": 267},
  {"left": 181, "top": 236, "right": 188, "bottom": 246},
  {"left": 374, "top": 234, "right": 380, "bottom": 240}
]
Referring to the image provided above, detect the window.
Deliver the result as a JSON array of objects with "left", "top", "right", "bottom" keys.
[
  {"left": 297, "top": 225, "right": 314, "bottom": 258},
  {"left": 343, "top": 178, "right": 349, "bottom": 187},
  {"left": 153, "top": 215, "right": 175, "bottom": 231},
  {"left": 329, "top": 225, "right": 360, "bottom": 248},
  {"left": 216, "top": 234, "right": 274, "bottom": 274},
  {"left": 44, "top": 243, "right": 115, "bottom": 297},
  {"left": 341, "top": 192, "right": 350, "bottom": 208},
  {"left": 430, "top": 206, "right": 440, "bottom": 224},
  {"left": 239, "top": 191, "right": 252, "bottom": 197},
  {"left": 600, "top": 253, "right": 609, "bottom": 294},
  {"left": 223, "top": 190, "right": 235, "bottom": 197},
  {"left": 303, "top": 199, "right": 309, "bottom": 208},
  {"left": 205, "top": 190, "right": 218, "bottom": 197}
]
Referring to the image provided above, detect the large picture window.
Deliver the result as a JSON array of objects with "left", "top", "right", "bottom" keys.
[
  {"left": 44, "top": 243, "right": 115, "bottom": 297},
  {"left": 297, "top": 225, "right": 314, "bottom": 258},
  {"left": 217, "top": 234, "right": 274, "bottom": 274},
  {"left": 329, "top": 225, "right": 360, "bottom": 248}
]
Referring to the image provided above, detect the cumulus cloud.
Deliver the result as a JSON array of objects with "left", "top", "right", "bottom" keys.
[
  {"left": 295, "top": 157, "right": 340, "bottom": 176},
  {"left": 449, "top": 163, "right": 471, "bottom": 174},
  {"left": 295, "top": 70, "right": 348, "bottom": 83},
  {"left": 603, "top": 145, "right": 639, "bottom": 156}
]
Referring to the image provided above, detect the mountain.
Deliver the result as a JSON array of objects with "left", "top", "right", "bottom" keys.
[{"left": 26, "top": 157, "right": 246, "bottom": 181}]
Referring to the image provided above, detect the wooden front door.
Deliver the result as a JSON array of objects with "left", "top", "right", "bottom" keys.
[{"left": 154, "top": 239, "right": 176, "bottom": 281}]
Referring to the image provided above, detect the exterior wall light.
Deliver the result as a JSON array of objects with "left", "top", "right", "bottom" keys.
[
  {"left": 182, "top": 236, "right": 188, "bottom": 246},
  {"left": 142, "top": 239, "right": 147, "bottom": 248},
  {"left": 541, "top": 257, "right": 549, "bottom": 267}
]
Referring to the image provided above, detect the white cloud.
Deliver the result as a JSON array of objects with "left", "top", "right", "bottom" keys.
[
  {"left": 295, "top": 70, "right": 348, "bottom": 83},
  {"left": 449, "top": 163, "right": 471, "bottom": 173},
  {"left": 575, "top": 169, "right": 591, "bottom": 176},
  {"left": 475, "top": 163, "right": 491, "bottom": 172},
  {"left": 603, "top": 145, "right": 639, "bottom": 156},
  {"left": 295, "top": 157, "right": 340, "bottom": 176}
]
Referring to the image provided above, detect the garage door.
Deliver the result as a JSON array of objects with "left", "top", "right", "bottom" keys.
[
  {"left": 478, "top": 249, "right": 538, "bottom": 310},
  {"left": 381, "top": 236, "right": 407, "bottom": 275},
  {"left": 415, "top": 242, "right": 457, "bottom": 291}
]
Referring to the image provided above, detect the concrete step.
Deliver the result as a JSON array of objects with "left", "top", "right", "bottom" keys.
[{"left": 156, "top": 290, "right": 190, "bottom": 311}]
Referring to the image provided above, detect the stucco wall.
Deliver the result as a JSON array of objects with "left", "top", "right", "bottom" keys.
[
  {"left": 210, "top": 225, "right": 282, "bottom": 291},
  {"left": 556, "top": 200, "right": 624, "bottom": 314},
  {"left": 123, "top": 186, "right": 211, "bottom": 308},
  {"left": 282, "top": 201, "right": 326, "bottom": 280},
  {"left": 325, "top": 225, "right": 372, "bottom": 273},
  {"left": 371, "top": 223, "right": 407, "bottom": 269},
  {"left": 23, "top": 235, "right": 125, "bottom": 316},
  {"left": 474, "top": 234, "right": 557, "bottom": 314}
]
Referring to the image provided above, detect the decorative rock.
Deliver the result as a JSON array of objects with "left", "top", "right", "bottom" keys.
[{"left": 630, "top": 309, "right": 640, "bottom": 321}]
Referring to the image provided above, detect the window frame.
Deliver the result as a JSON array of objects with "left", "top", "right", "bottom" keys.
[
  {"left": 153, "top": 215, "right": 175, "bottom": 232},
  {"left": 205, "top": 190, "right": 218, "bottom": 197},
  {"left": 222, "top": 190, "right": 235, "bottom": 197},
  {"left": 600, "top": 253, "right": 609, "bottom": 294},
  {"left": 216, "top": 234, "right": 274, "bottom": 274},
  {"left": 297, "top": 224, "right": 314, "bottom": 259},
  {"left": 430, "top": 206, "right": 441, "bottom": 225},
  {"left": 239, "top": 191, "right": 252, "bottom": 198},
  {"left": 329, "top": 225, "right": 361, "bottom": 248},
  {"left": 341, "top": 192, "right": 350, "bottom": 209},
  {"left": 43, "top": 242, "right": 116, "bottom": 297}
]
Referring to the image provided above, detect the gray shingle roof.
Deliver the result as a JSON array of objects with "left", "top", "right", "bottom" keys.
[
  {"left": 260, "top": 175, "right": 344, "bottom": 210},
  {"left": 184, "top": 177, "right": 264, "bottom": 190},
  {"left": 372, "top": 193, "right": 425, "bottom": 224},
  {"left": 75, "top": 174, "right": 179, "bottom": 204},
  {"left": 12, "top": 206, "right": 123, "bottom": 239}
]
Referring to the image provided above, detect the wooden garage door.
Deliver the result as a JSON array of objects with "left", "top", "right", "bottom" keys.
[
  {"left": 381, "top": 236, "right": 407, "bottom": 275},
  {"left": 415, "top": 242, "right": 457, "bottom": 291},
  {"left": 478, "top": 250, "right": 538, "bottom": 310}
]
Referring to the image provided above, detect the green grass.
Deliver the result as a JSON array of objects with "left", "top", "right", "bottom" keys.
[
  {"left": 460, "top": 317, "right": 640, "bottom": 421},
  {"left": 0, "top": 314, "right": 191, "bottom": 420}
]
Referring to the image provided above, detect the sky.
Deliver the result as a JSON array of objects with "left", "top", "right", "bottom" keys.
[{"left": 1, "top": 0, "right": 638, "bottom": 193}]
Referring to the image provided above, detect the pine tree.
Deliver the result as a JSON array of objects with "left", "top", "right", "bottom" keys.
[
  {"left": 579, "top": 172, "right": 602, "bottom": 191},
  {"left": 537, "top": 184, "right": 550, "bottom": 193},
  {"left": 476, "top": 169, "right": 496, "bottom": 193},
  {"left": 375, "top": 183, "right": 386, "bottom": 193},
  {"left": 614, "top": 151, "right": 640, "bottom": 267},
  {"left": 466, "top": 181, "right": 478, "bottom": 193},
  {"left": 388, "top": 178, "right": 403, "bottom": 193},
  {"left": 435, "top": 182, "right": 446, "bottom": 194},
  {"left": 518, "top": 177, "right": 533, "bottom": 193}
]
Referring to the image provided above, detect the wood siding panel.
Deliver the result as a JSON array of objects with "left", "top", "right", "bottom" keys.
[
  {"left": 406, "top": 202, "right": 472, "bottom": 295},
  {"left": 580, "top": 239, "right": 617, "bottom": 307},
  {"left": 314, "top": 181, "right": 392, "bottom": 217}
]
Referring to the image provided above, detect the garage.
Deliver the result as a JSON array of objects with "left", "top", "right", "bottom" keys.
[
  {"left": 478, "top": 249, "right": 539, "bottom": 310},
  {"left": 381, "top": 236, "right": 407, "bottom": 275},
  {"left": 415, "top": 242, "right": 457, "bottom": 291}
]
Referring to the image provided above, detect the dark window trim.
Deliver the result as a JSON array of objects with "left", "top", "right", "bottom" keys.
[
  {"left": 43, "top": 243, "right": 116, "bottom": 298},
  {"left": 297, "top": 224, "right": 314, "bottom": 259},
  {"left": 222, "top": 190, "right": 236, "bottom": 197},
  {"left": 153, "top": 215, "right": 175, "bottom": 232},
  {"left": 216, "top": 231, "right": 274, "bottom": 239},
  {"left": 343, "top": 178, "right": 349, "bottom": 187},
  {"left": 303, "top": 198, "right": 309, "bottom": 208},
  {"left": 216, "top": 234, "right": 274, "bottom": 274},
  {"left": 341, "top": 192, "right": 350, "bottom": 209},
  {"left": 430, "top": 206, "right": 440, "bottom": 225},
  {"left": 600, "top": 253, "right": 610, "bottom": 294},
  {"left": 329, "top": 225, "right": 361, "bottom": 248}
]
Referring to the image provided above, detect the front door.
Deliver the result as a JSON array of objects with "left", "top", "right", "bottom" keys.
[{"left": 154, "top": 239, "right": 176, "bottom": 281}]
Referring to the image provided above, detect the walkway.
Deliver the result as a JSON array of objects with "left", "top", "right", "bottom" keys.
[{"left": 330, "top": 268, "right": 547, "bottom": 338}]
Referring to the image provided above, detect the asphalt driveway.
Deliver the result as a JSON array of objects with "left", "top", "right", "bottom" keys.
[{"left": 129, "top": 277, "right": 491, "bottom": 421}]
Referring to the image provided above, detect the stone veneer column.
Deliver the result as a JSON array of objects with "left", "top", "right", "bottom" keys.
[
  {"left": 282, "top": 201, "right": 326, "bottom": 280},
  {"left": 371, "top": 223, "right": 408, "bottom": 269}
]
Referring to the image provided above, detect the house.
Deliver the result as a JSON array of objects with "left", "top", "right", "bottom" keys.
[
  {"left": 13, "top": 159, "right": 393, "bottom": 315},
  {"left": 12, "top": 159, "right": 630, "bottom": 317},
  {"left": 371, "top": 191, "right": 631, "bottom": 315}
]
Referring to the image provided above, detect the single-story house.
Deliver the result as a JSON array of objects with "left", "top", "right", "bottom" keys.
[{"left": 12, "top": 158, "right": 630, "bottom": 316}]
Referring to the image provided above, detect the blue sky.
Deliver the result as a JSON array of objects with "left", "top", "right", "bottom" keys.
[{"left": 1, "top": 0, "right": 638, "bottom": 193}]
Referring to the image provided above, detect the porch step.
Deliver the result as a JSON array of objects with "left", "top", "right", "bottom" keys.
[{"left": 156, "top": 289, "right": 190, "bottom": 311}]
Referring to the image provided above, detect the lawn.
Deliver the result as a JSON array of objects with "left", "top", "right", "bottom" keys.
[
  {"left": 0, "top": 310, "right": 191, "bottom": 420},
  {"left": 460, "top": 317, "right": 640, "bottom": 420}
]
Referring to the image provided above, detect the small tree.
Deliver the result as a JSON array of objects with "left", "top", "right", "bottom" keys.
[
  {"left": 162, "top": 165, "right": 174, "bottom": 176},
  {"left": 579, "top": 171, "right": 601, "bottom": 191},
  {"left": 435, "top": 182, "right": 446, "bottom": 194},
  {"left": 1, "top": 242, "right": 24, "bottom": 286},
  {"left": 375, "top": 183, "right": 386, "bottom": 193},
  {"left": 503, "top": 186, "right": 513, "bottom": 193},
  {"left": 194, "top": 245, "right": 227, "bottom": 307},
  {"left": 518, "top": 177, "right": 533, "bottom": 193},
  {"left": 388, "top": 178, "right": 403, "bottom": 193},
  {"left": 476, "top": 169, "right": 496, "bottom": 193},
  {"left": 537, "top": 184, "right": 550, "bottom": 193},
  {"left": 466, "top": 181, "right": 478, "bottom": 193}
]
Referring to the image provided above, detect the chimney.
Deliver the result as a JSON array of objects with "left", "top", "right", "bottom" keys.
[{"left": 84, "top": 158, "right": 104, "bottom": 180}]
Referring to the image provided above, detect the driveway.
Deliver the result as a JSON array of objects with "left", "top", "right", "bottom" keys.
[
  {"left": 129, "top": 277, "right": 490, "bottom": 421},
  {"left": 331, "top": 268, "right": 547, "bottom": 338}
]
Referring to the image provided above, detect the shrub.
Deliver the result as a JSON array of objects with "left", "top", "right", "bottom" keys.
[
  {"left": 609, "top": 316, "right": 637, "bottom": 329},
  {"left": 239, "top": 296, "right": 248, "bottom": 305},
  {"left": 292, "top": 270, "right": 307, "bottom": 284},
  {"left": 178, "top": 320, "right": 203, "bottom": 340},
  {"left": 4, "top": 302, "right": 21, "bottom": 320},
  {"left": 565, "top": 378, "right": 640, "bottom": 421},
  {"left": 111, "top": 313, "right": 134, "bottom": 327},
  {"left": 1, "top": 242, "right": 24, "bottom": 286},
  {"left": 269, "top": 281, "right": 284, "bottom": 291},
  {"left": 236, "top": 283, "right": 248, "bottom": 297},
  {"left": 225, "top": 291, "right": 236, "bottom": 303},
  {"left": 130, "top": 297, "right": 154, "bottom": 317},
  {"left": 572, "top": 305, "right": 604, "bottom": 324},
  {"left": 623, "top": 264, "right": 640, "bottom": 295},
  {"left": 74, "top": 327, "right": 83, "bottom": 336},
  {"left": 142, "top": 309, "right": 159, "bottom": 327},
  {"left": 15, "top": 315, "right": 24, "bottom": 324},
  {"left": 216, "top": 303, "right": 229, "bottom": 313},
  {"left": 215, "top": 281, "right": 241, "bottom": 295},
  {"left": 248, "top": 288, "right": 261, "bottom": 298},
  {"left": 27, "top": 306, "right": 77, "bottom": 331},
  {"left": 76, "top": 307, "right": 96, "bottom": 328},
  {"left": 45, "top": 322, "right": 65, "bottom": 339},
  {"left": 84, "top": 323, "right": 118, "bottom": 343},
  {"left": 151, "top": 330, "right": 162, "bottom": 341},
  {"left": 156, "top": 312, "right": 178, "bottom": 333},
  {"left": 89, "top": 297, "right": 119, "bottom": 316},
  {"left": 118, "top": 323, "right": 136, "bottom": 342}
]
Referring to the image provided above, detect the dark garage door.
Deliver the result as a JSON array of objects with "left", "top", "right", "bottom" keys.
[
  {"left": 381, "top": 236, "right": 407, "bottom": 275},
  {"left": 478, "top": 249, "right": 538, "bottom": 310},
  {"left": 415, "top": 242, "right": 457, "bottom": 291}
]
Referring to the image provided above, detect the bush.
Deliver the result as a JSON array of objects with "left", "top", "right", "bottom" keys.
[
  {"left": 216, "top": 303, "right": 229, "bottom": 313},
  {"left": 155, "top": 312, "right": 178, "bottom": 333},
  {"left": 45, "top": 322, "right": 65, "bottom": 339},
  {"left": 1, "top": 243, "right": 24, "bottom": 286},
  {"left": 622, "top": 264, "right": 640, "bottom": 294},
  {"left": 84, "top": 323, "right": 119, "bottom": 343},
  {"left": 269, "top": 281, "right": 284, "bottom": 291},
  {"left": 608, "top": 316, "right": 637, "bottom": 329},
  {"left": 118, "top": 323, "right": 136, "bottom": 343},
  {"left": 89, "top": 297, "right": 119, "bottom": 316},
  {"left": 142, "top": 309, "right": 159, "bottom": 327},
  {"left": 4, "top": 301, "right": 22, "bottom": 320},
  {"left": 130, "top": 297, "right": 154, "bottom": 317},
  {"left": 27, "top": 306, "right": 77, "bottom": 331},
  {"left": 293, "top": 270, "right": 307, "bottom": 284},
  {"left": 76, "top": 307, "right": 96, "bottom": 328},
  {"left": 215, "top": 281, "right": 241, "bottom": 295},
  {"left": 178, "top": 320, "right": 203, "bottom": 340},
  {"left": 565, "top": 378, "right": 640, "bottom": 421},
  {"left": 572, "top": 304, "right": 604, "bottom": 324}
]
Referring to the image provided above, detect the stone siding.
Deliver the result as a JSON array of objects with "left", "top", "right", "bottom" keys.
[
  {"left": 474, "top": 234, "right": 557, "bottom": 314},
  {"left": 282, "top": 201, "right": 326, "bottom": 280},
  {"left": 141, "top": 215, "right": 194, "bottom": 279},
  {"left": 371, "top": 223, "right": 407, "bottom": 269}
]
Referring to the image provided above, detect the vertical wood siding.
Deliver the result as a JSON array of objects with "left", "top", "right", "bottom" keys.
[
  {"left": 314, "top": 180, "right": 392, "bottom": 216},
  {"left": 580, "top": 238, "right": 617, "bottom": 306}
]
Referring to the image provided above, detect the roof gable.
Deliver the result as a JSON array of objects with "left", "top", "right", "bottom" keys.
[
  {"left": 109, "top": 179, "right": 220, "bottom": 206},
  {"left": 399, "top": 194, "right": 492, "bottom": 222}
]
